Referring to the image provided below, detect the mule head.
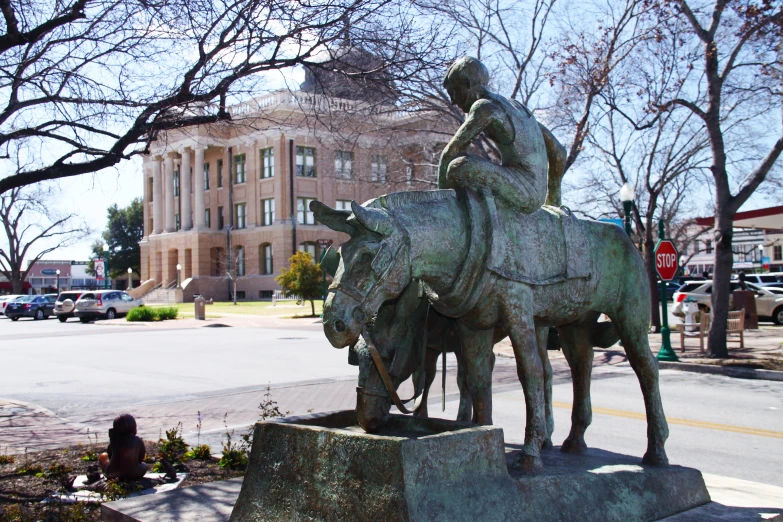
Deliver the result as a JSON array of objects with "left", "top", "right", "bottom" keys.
[{"left": 310, "top": 199, "right": 411, "bottom": 348}]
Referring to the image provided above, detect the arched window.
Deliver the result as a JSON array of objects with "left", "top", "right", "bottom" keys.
[
  {"left": 259, "top": 243, "right": 273, "bottom": 275},
  {"left": 235, "top": 246, "right": 245, "bottom": 276},
  {"left": 299, "top": 241, "right": 317, "bottom": 260}
]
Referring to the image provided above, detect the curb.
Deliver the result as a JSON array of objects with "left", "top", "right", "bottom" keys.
[{"left": 657, "top": 361, "right": 783, "bottom": 382}]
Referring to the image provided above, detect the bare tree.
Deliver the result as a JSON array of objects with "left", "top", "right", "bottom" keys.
[
  {"left": 0, "top": 0, "right": 441, "bottom": 194},
  {"left": 652, "top": 0, "right": 783, "bottom": 357},
  {"left": 0, "top": 185, "right": 88, "bottom": 293}
]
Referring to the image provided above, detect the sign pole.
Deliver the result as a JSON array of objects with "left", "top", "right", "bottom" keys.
[{"left": 656, "top": 219, "right": 679, "bottom": 362}]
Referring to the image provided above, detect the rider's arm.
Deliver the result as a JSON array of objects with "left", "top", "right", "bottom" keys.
[
  {"left": 438, "top": 99, "right": 496, "bottom": 188},
  {"left": 538, "top": 123, "right": 567, "bottom": 206}
]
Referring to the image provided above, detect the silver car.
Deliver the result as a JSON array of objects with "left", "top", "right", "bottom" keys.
[
  {"left": 673, "top": 281, "right": 783, "bottom": 325},
  {"left": 74, "top": 290, "right": 142, "bottom": 322}
]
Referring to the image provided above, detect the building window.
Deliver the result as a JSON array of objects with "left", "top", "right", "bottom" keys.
[
  {"left": 204, "top": 163, "right": 210, "bottom": 190},
  {"left": 261, "top": 148, "right": 274, "bottom": 178},
  {"left": 775, "top": 245, "right": 782, "bottom": 261},
  {"left": 174, "top": 169, "right": 180, "bottom": 197},
  {"left": 235, "top": 246, "right": 245, "bottom": 276},
  {"left": 705, "top": 239, "right": 712, "bottom": 254},
  {"left": 148, "top": 177, "right": 154, "bottom": 201},
  {"left": 175, "top": 213, "right": 180, "bottom": 230},
  {"left": 299, "top": 242, "right": 317, "bottom": 259},
  {"left": 235, "top": 203, "right": 247, "bottom": 229},
  {"left": 336, "top": 199, "right": 351, "bottom": 211},
  {"left": 334, "top": 150, "right": 353, "bottom": 179},
  {"left": 372, "top": 155, "right": 387, "bottom": 182},
  {"left": 218, "top": 206, "right": 224, "bottom": 229},
  {"left": 297, "top": 197, "right": 316, "bottom": 225},
  {"left": 234, "top": 153, "right": 246, "bottom": 184},
  {"left": 205, "top": 209, "right": 211, "bottom": 228},
  {"left": 296, "top": 146, "right": 316, "bottom": 177},
  {"left": 262, "top": 198, "right": 275, "bottom": 226},
  {"left": 406, "top": 164, "right": 413, "bottom": 186},
  {"left": 260, "top": 243, "right": 273, "bottom": 275},
  {"left": 217, "top": 159, "right": 223, "bottom": 188}
]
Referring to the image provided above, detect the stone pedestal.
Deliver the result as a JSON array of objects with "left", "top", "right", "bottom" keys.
[{"left": 230, "top": 411, "right": 711, "bottom": 522}]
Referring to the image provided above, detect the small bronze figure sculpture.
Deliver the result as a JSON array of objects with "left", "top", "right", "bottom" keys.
[{"left": 99, "top": 414, "right": 149, "bottom": 480}]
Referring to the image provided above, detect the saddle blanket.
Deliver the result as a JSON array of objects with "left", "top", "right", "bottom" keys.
[{"left": 482, "top": 196, "right": 592, "bottom": 285}]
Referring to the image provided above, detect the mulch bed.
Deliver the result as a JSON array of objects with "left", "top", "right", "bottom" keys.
[{"left": 0, "top": 441, "right": 244, "bottom": 521}]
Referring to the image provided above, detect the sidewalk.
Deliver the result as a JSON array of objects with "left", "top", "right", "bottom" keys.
[{"left": 94, "top": 314, "right": 325, "bottom": 331}]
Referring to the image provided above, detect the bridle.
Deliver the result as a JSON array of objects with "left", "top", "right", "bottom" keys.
[{"left": 359, "top": 299, "right": 430, "bottom": 415}]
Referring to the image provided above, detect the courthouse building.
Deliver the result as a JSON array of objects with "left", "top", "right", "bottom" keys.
[{"left": 139, "top": 59, "right": 447, "bottom": 300}]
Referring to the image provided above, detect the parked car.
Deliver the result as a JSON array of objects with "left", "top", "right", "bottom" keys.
[
  {"left": 731, "top": 274, "right": 783, "bottom": 285},
  {"left": 761, "top": 281, "right": 783, "bottom": 290},
  {"left": 54, "top": 291, "right": 83, "bottom": 322},
  {"left": 4, "top": 294, "right": 57, "bottom": 321},
  {"left": 672, "top": 281, "right": 783, "bottom": 325},
  {"left": 660, "top": 276, "right": 705, "bottom": 301},
  {"left": 74, "top": 290, "right": 142, "bottom": 322},
  {"left": 0, "top": 295, "right": 25, "bottom": 316}
]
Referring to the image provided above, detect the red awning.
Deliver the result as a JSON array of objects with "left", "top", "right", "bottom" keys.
[{"left": 0, "top": 281, "right": 32, "bottom": 291}]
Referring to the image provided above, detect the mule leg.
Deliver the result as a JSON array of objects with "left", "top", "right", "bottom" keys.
[
  {"left": 456, "top": 324, "right": 494, "bottom": 425},
  {"left": 453, "top": 338, "right": 473, "bottom": 422},
  {"left": 558, "top": 323, "right": 594, "bottom": 454},
  {"left": 536, "top": 326, "right": 554, "bottom": 449},
  {"left": 608, "top": 308, "right": 669, "bottom": 466},
  {"left": 414, "top": 348, "right": 439, "bottom": 418},
  {"left": 503, "top": 289, "right": 547, "bottom": 471}
]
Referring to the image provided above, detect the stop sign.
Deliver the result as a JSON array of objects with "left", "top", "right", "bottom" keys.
[{"left": 655, "top": 240, "right": 679, "bottom": 281}]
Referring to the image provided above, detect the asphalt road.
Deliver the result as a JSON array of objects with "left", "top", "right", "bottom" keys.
[{"left": 1, "top": 315, "right": 781, "bottom": 488}]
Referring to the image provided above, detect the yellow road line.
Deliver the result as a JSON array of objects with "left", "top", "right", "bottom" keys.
[{"left": 502, "top": 397, "right": 783, "bottom": 439}]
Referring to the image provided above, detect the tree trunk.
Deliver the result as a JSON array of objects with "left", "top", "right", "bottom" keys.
[
  {"left": 310, "top": 299, "right": 315, "bottom": 317},
  {"left": 11, "top": 275, "right": 23, "bottom": 294},
  {"left": 233, "top": 280, "right": 237, "bottom": 305},
  {"left": 707, "top": 214, "right": 733, "bottom": 358},
  {"left": 645, "top": 234, "right": 661, "bottom": 333}
]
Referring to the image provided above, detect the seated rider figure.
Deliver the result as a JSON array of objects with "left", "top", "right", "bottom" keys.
[
  {"left": 438, "top": 57, "right": 566, "bottom": 211},
  {"left": 99, "top": 413, "right": 149, "bottom": 480}
]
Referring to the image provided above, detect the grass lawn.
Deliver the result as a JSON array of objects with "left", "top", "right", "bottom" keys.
[{"left": 148, "top": 299, "right": 324, "bottom": 318}]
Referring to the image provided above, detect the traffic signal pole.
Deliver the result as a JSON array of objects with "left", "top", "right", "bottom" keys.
[{"left": 656, "top": 219, "right": 679, "bottom": 362}]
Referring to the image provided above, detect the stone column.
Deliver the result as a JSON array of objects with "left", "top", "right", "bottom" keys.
[
  {"left": 194, "top": 146, "right": 206, "bottom": 228},
  {"left": 152, "top": 156, "right": 163, "bottom": 234},
  {"left": 181, "top": 147, "right": 192, "bottom": 230},
  {"left": 164, "top": 152, "right": 176, "bottom": 233}
]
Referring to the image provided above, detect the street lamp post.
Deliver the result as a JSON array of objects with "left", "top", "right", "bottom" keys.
[
  {"left": 102, "top": 243, "right": 109, "bottom": 289},
  {"left": 176, "top": 263, "right": 182, "bottom": 289},
  {"left": 127, "top": 267, "right": 133, "bottom": 290},
  {"left": 619, "top": 183, "right": 634, "bottom": 237},
  {"left": 55, "top": 269, "right": 60, "bottom": 293},
  {"left": 758, "top": 244, "right": 764, "bottom": 272}
]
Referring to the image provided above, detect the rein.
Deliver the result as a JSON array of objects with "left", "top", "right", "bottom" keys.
[{"left": 362, "top": 298, "right": 430, "bottom": 415}]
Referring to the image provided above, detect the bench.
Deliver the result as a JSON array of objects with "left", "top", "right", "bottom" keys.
[{"left": 679, "top": 309, "right": 745, "bottom": 353}]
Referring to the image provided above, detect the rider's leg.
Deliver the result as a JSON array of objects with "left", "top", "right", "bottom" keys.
[{"left": 446, "top": 155, "right": 546, "bottom": 214}]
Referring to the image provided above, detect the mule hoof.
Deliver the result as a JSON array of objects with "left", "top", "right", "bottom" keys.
[
  {"left": 542, "top": 438, "right": 554, "bottom": 450},
  {"left": 513, "top": 453, "right": 544, "bottom": 471},
  {"left": 642, "top": 450, "right": 669, "bottom": 467},
  {"left": 560, "top": 438, "right": 588, "bottom": 454}
]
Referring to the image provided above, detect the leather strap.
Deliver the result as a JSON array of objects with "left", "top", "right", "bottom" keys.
[{"left": 367, "top": 343, "right": 424, "bottom": 415}]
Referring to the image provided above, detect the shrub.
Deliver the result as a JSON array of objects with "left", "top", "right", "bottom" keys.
[
  {"left": 159, "top": 423, "right": 188, "bottom": 463},
  {"left": 218, "top": 415, "right": 248, "bottom": 471},
  {"left": 126, "top": 306, "right": 178, "bottom": 322},
  {"left": 126, "top": 306, "right": 156, "bottom": 322},
  {"left": 156, "top": 306, "right": 178, "bottom": 320},
  {"left": 187, "top": 444, "right": 212, "bottom": 460}
]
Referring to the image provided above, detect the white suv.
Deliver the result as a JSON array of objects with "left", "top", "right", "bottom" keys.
[{"left": 74, "top": 290, "right": 142, "bottom": 322}]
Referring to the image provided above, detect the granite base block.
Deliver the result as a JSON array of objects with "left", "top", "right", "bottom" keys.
[{"left": 229, "top": 410, "right": 711, "bottom": 522}]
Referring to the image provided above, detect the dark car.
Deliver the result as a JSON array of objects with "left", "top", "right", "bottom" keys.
[
  {"left": 659, "top": 275, "right": 706, "bottom": 301},
  {"left": 5, "top": 294, "right": 57, "bottom": 321},
  {"left": 54, "top": 291, "right": 83, "bottom": 322}
]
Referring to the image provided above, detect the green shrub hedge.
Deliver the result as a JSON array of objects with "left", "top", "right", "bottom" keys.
[{"left": 126, "top": 306, "right": 179, "bottom": 322}]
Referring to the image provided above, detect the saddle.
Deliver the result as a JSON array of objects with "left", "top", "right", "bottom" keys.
[{"left": 482, "top": 195, "right": 592, "bottom": 285}]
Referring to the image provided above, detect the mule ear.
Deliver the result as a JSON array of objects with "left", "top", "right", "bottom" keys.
[
  {"left": 320, "top": 246, "right": 340, "bottom": 277},
  {"left": 310, "top": 200, "right": 356, "bottom": 235},
  {"left": 351, "top": 201, "right": 394, "bottom": 236}
]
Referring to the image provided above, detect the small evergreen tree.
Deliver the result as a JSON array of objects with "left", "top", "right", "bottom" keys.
[{"left": 275, "top": 251, "right": 323, "bottom": 317}]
